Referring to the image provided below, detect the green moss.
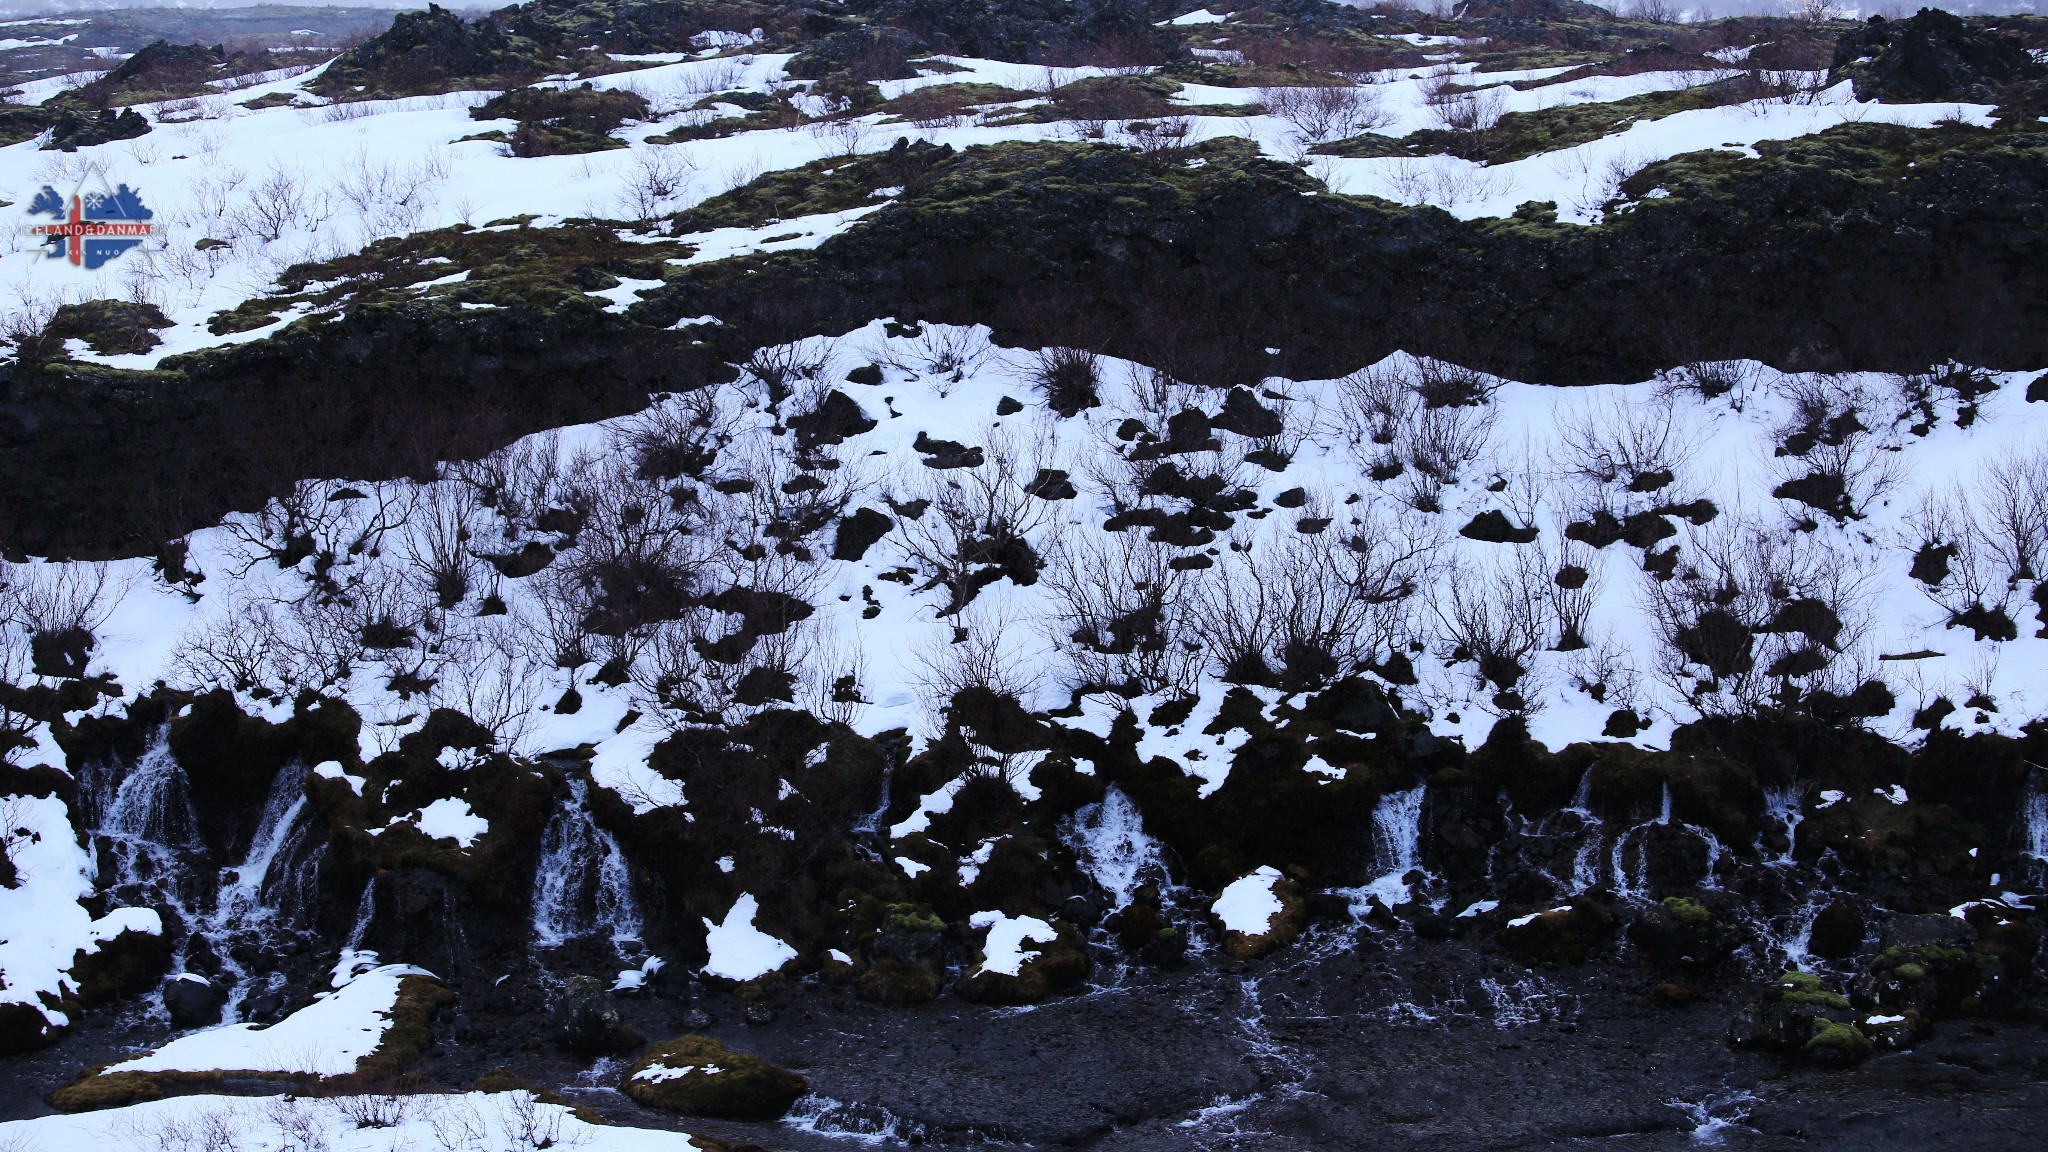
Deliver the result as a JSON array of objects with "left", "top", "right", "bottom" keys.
[
  {"left": 1662, "top": 896, "right": 1714, "bottom": 931},
  {"left": 353, "top": 974, "right": 456, "bottom": 1081},
  {"left": 1774, "top": 970, "right": 1852, "bottom": 1010},
  {"left": 885, "top": 903, "right": 944, "bottom": 933},
  {"left": 1804, "top": 1017, "right": 1873, "bottom": 1065}
]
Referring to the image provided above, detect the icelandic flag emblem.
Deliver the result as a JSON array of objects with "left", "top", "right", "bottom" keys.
[{"left": 25, "top": 166, "right": 164, "bottom": 270}]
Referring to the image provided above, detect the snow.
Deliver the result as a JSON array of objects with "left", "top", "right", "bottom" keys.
[
  {"left": 409, "top": 797, "right": 488, "bottom": 847},
  {"left": 313, "top": 759, "right": 365, "bottom": 795},
  {"left": 110, "top": 963, "right": 429, "bottom": 1076},
  {"left": 1457, "top": 900, "right": 1500, "bottom": 918},
  {"left": 635, "top": 1062, "right": 719, "bottom": 1081},
  {"left": 0, "top": 1091, "right": 707, "bottom": 1152},
  {"left": 1313, "top": 83, "right": 1996, "bottom": 224},
  {"left": 700, "top": 893, "right": 796, "bottom": 981},
  {"left": 1162, "top": 9, "right": 1228, "bottom": 24},
  {"left": 1212, "top": 867, "right": 1285, "bottom": 936},
  {"left": 0, "top": 791, "right": 120, "bottom": 1029},
  {"left": 969, "top": 910, "right": 1058, "bottom": 976}
]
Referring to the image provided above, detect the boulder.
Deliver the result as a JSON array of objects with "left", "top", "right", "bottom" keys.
[
  {"left": 1807, "top": 899, "right": 1866, "bottom": 960},
  {"left": 622, "top": 1035, "right": 807, "bottom": 1121},
  {"left": 162, "top": 974, "right": 225, "bottom": 1029},
  {"left": 1629, "top": 896, "right": 1742, "bottom": 967},
  {"left": 551, "top": 974, "right": 642, "bottom": 1055}
]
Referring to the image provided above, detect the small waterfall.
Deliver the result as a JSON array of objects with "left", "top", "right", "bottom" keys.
[
  {"left": 1608, "top": 784, "right": 1671, "bottom": 902},
  {"left": 1761, "top": 785, "right": 1804, "bottom": 867},
  {"left": 1362, "top": 786, "right": 1427, "bottom": 906},
  {"left": 210, "top": 762, "right": 313, "bottom": 930},
  {"left": 89, "top": 736, "right": 205, "bottom": 921},
  {"left": 203, "top": 761, "right": 322, "bottom": 1021},
  {"left": 1564, "top": 768, "right": 1605, "bottom": 893},
  {"left": 532, "top": 776, "right": 644, "bottom": 950},
  {"left": 344, "top": 881, "right": 377, "bottom": 951},
  {"left": 2023, "top": 788, "right": 2048, "bottom": 887},
  {"left": 1061, "top": 786, "right": 1163, "bottom": 911},
  {"left": 83, "top": 734, "right": 328, "bottom": 1024}
]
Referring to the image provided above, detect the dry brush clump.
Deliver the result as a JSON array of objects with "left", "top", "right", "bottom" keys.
[
  {"left": 1641, "top": 512, "right": 1879, "bottom": 715},
  {"left": 1905, "top": 449, "right": 2048, "bottom": 642}
]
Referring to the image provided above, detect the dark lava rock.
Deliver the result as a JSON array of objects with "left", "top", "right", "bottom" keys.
[
  {"left": 1831, "top": 9, "right": 2046, "bottom": 103},
  {"left": 552, "top": 974, "right": 641, "bottom": 1055},
  {"left": 1459, "top": 509, "right": 1539, "bottom": 544},
  {"left": 1729, "top": 971, "right": 1869, "bottom": 1066},
  {"left": 1629, "top": 896, "right": 1742, "bottom": 968},
  {"left": 45, "top": 108, "right": 150, "bottom": 152},
  {"left": 162, "top": 973, "right": 226, "bottom": 1028},
  {"left": 622, "top": 1035, "right": 806, "bottom": 1120},
  {"left": 1496, "top": 898, "right": 1617, "bottom": 965},
  {"left": 1808, "top": 899, "right": 1866, "bottom": 960}
]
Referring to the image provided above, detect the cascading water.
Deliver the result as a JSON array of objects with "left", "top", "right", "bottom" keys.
[
  {"left": 83, "top": 733, "right": 328, "bottom": 1024},
  {"left": 1061, "top": 786, "right": 1163, "bottom": 911},
  {"left": 1564, "top": 767, "right": 1605, "bottom": 894},
  {"left": 1761, "top": 785, "right": 1804, "bottom": 868},
  {"left": 1362, "top": 785, "right": 1427, "bottom": 906},
  {"left": 532, "top": 775, "right": 644, "bottom": 952},
  {"left": 87, "top": 736, "right": 204, "bottom": 922},
  {"left": 202, "top": 761, "right": 323, "bottom": 1020},
  {"left": 2023, "top": 787, "right": 2048, "bottom": 888}
]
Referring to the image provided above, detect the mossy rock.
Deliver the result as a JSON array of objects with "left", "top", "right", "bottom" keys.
[
  {"left": 48, "top": 1068, "right": 246, "bottom": 1112},
  {"left": 855, "top": 957, "right": 942, "bottom": 1005},
  {"left": 1629, "top": 896, "right": 1742, "bottom": 968},
  {"left": 1771, "top": 969, "right": 1852, "bottom": 1011},
  {"left": 1497, "top": 898, "right": 1618, "bottom": 965},
  {"left": 1804, "top": 1017, "right": 1873, "bottom": 1067},
  {"left": 623, "top": 1036, "right": 807, "bottom": 1121},
  {"left": 954, "top": 923, "right": 1091, "bottom": 1006}
]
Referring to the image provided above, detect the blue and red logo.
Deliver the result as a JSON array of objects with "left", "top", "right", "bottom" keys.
[{"left": 25, "top": 171, "right": 164, "bottom": 269}]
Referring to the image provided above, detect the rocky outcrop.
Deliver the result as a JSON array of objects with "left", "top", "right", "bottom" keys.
[{"left": 1831, "top": 10, "right": 2047, "bottom": 104}]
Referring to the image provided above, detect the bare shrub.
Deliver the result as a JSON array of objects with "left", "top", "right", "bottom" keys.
[
  {"left": 1031, "top": 345, "right": 1101, "bottom": 417},
  {"left": 404, "top": 484, "right": 484, "bottom": 608},
  {"left": 0, "top": 562, "right": 124, "bottom": 677},
  {"left": 1768, "top": 375, "right": 1902, "bottom": 522},
  {"left": 551, "top": 455, "right": 714, "bottom": 640},
  {"left": 1260, "top": 83, "right": 1390, "bottom": 146},
  {"left": 1124, "top": 115, "right": 1193, "bottom": 156},
  {"left": 619, "top": 146, "right": 697, "bottom": 222},
  {"left": 910, "top": 599, "right": 1048, "bottom": 715},
  {"left": 742, "top": 337, "right": 834, "bottom": 409},
  {"left": 1336, "top": 362, "right": 1420, "bottom": 448},
  {"left": 892, "top": 426, "right": 1061, "bottom": 616},
  {"left": 329, "top": 1093, "right": 409, "bottom": 1129},
  {"left": 1042, "top": 530, "right": 1198, "bottom": 696},
  {"left": 235, "top": 164, "right": 327, "bottom": 243},
  {"left": 610, "top": 388, "right": 739, "bottom": 481},
  {"left": 886, "top": 324, "right": 991, "bottom": 385},
  {"left": 1906, "top": 459, "right": 2048, "bottom": 640},
  {"left": 1642, "top": 513, "right": 1876, "bottom": 714},
  {"left": 1434, "top": 549, "right": 1553, "bottom": 703},
  {"left": 1431, "top": 85, "right": 1505, "bottom": 135},
  {"left": 1554, "top": 391, "right": 1700, "bottom": 495},
  {"left": 1978, "top": 450, "right": 2048, "bottom": 584},
  {"left": 1191, "top": 497, "right": 1443, "bottom": 690}
]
